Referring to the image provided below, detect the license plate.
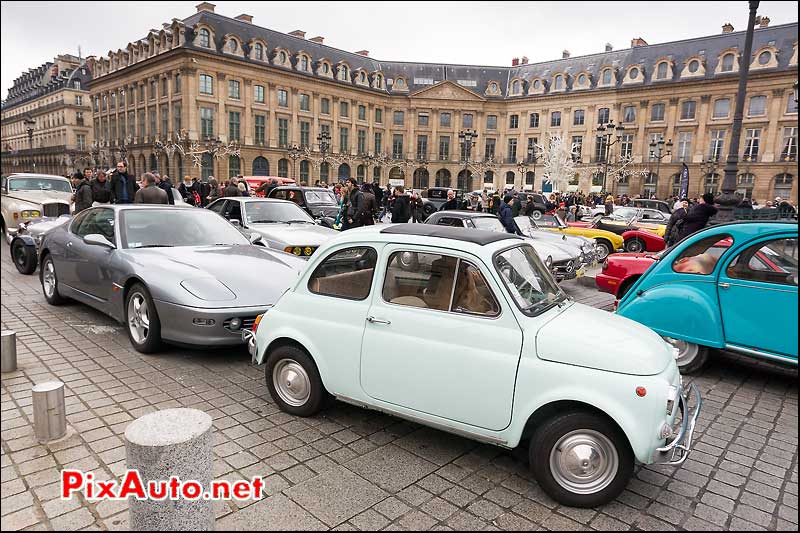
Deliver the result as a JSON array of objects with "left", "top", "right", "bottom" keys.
[{"left": 575, "top": 267, "right": 585, "bottom": 278}]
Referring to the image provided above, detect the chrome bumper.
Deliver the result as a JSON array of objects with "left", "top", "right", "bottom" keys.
[
  {"left": 653, "top": 384, "right": 702, "bottom": 465},
  {"left": 242, "top": 329, "right": 257, "bottom": 360}
]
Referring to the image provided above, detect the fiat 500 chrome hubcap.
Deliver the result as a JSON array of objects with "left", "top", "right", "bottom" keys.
[
  {"left": 273, "top": 359, "right": 311, "bottom": 407},
  {"left": 127, "top": 294, "right": 150, "bottom": 344},
  {"left": 43, "top": 261, "right": 56, "bottom": 297},
  {"left": 550, "top": 430, "right": 618, "bottom": 494}
]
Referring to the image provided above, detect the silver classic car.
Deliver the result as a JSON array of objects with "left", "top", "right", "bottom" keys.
[
  {"left": 1, "top": 173, "right": 73, "bottom": 243},
  {"left": 207, "top": 197, "right": 339, "bottom": 258},
  {"left": 38, "top": 205, "right": 306, "bottom": 353}
]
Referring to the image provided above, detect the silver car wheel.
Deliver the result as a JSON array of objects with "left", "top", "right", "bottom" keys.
[
  {"left": 42, "top": 259, "right": 57, "bottom": 297},
  {"left": 664, "top": 337, "right": 699, "bottom": 365},
  {"left": 127, "top": 293, "right": 150, "bottom": 345},
  {"left": 549, "top": 429, "right": 619, "bottom": 495},
  {"left": 594, "top": 242, "right": 610, "bottom": 261},
  {"left": 531, "top": 210, "right": 543, "bottom": 220},
  {"left": 273, "top": 359, "right": 311, "bottom": 407}
]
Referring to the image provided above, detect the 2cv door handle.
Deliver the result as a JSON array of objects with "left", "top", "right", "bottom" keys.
[{"left": 718, "top": 283, "right": 731, "bottom": 289}]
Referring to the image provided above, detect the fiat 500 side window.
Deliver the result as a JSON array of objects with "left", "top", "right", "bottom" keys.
[
  {"left": 308, "top": 247, "right": 378, "bottom": 300},
  {"left": 726, "top": 238, "right": 798, "bottom": 286},
  {"left": 672, "top": 234, "right": 733, "bottom": 275}
]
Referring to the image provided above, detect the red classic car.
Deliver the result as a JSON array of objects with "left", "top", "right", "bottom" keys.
[{"left": 569, "top": 219, "right": 666, "bottom": 252}]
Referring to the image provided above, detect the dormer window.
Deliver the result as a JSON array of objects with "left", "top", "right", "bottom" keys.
[
  {"left": 322, "top": 63, "right": 330, "bottom": 74},
  {"left": 577, "top": 74, "right": 587, "bottom": 85},
  {"left": 656, "top": 62, "right": 668, "bottom": 79},
  {"left": 533, "top": 80, "right": 541, "bottom": 90},
  {"left": 757, "top": 50, "right": 772, "bottom": 65},
  {"left": 228, "top": 39, "right": 237, "bottom": 52},
  {"left": 491, "top": 82, "right": 498, "bottom": 92},
  {"left": 199, "top": 29, "right": 210, "bottom": 48},
  {"left": 301, "top": 56, "right": 309, "bottom": 71},
  {"left": 360, "top": 72, "right": 366, "bottom": 83},
  {"left": 601, "top": 69, "right": 612, "bottom": 85},
  {"left": 721, "top": 54, "right": 735, "bottom": 72},
  {"left": 512, "top": 80, "right": 520, "bottom": 94},
  {"left": 279, "top": 51, "right": 287, "bottom": 64},
  {"left": 554, "top": 75, "right": 564, "bottom": 90},
  {"left": 339, "top": 66, "right": 349, "bottom": 81},
  {"left": 629, "top": 67, "right": 639, "bottom": 80},
  {"left": 254, "top": 43, "right": 263, "bottom": 60},
  {"left": 687, "top": 59, "right": 700, "bottom": 73}
]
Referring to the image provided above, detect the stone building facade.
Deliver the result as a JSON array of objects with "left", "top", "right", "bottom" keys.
[
  {"left": 1, "top": 55, "right": 94, "bottom": 176},
  {"left": 86, "top": 2, "right": 797, "bottom": 201}
]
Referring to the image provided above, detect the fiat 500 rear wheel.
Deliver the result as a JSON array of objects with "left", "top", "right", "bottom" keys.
[
  {"left": 530, "top": 411, "right": 633, "bottom": 508},
  {"left": 265, "top": 345, "right": 329, "bottom": 416},
  {"left": 664, "top": 337, "right": 709, "bottom": 374}
]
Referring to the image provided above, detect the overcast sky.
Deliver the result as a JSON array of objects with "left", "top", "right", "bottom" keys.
[{"left": 1, "top": 1, "right": 798, "bottom": 100}]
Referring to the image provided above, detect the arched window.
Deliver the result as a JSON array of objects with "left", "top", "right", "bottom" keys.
[
  {"left": 322, "top": 63, "right": 330, "bottom": 74},
  {"left": 533, "top": 80, "right": 541, "bottom": 90},
  {"left": 278, "top": 158, "right": 288, "bottom": 178},
  {"left": 721, "top": 54, "right": 734, "bottom": 72},
  {"left": 757, "top": 50, "right": 772, "bottom": 65},
  {"left": 688, "top": 59, "right": 700, "bottom": 73},
  {"left": 253, "top": 156, "right": 269, "bottom": 176},
  {"left": 413, "top": 168, "right": 429, "bottom": 189},
  {"left": 228, "top": 39, "right": 237, "bottom": 52},
  {"left": 320, "top": 162, "right": 330, "bottom": 181},
  {"left": 554, "top": 75, "right": 563, "bottom": 90},
  {"left": 512, "top": 80, "right": 520, "bottom": 94},
  {"left": 526, "top": 171, "right": 535, "bottom": 186},
  {"left": 505, "top": 171, "right": 515, "bottom": 186},
  {"left": 199, "top": 29, "right": 210, "bottom": 48},
  {"left": 338, "top": 163, "right": 351, "bottom": 180},
  {"left": 138, "top": 154, "right": 146, "bottom": 176},
  {"left": 201, "top": 153, "right": 213, "bottom": 181},
  {"left": 300, "top": 160, "right": 310, "bottom": 182},
  {"left": 254, "top": 43, "right": 263, "bottom": 60},
  {"left": 301, "top": 56, "right": 309, "bottom": 71},
  {"left": 360, "top": 72, "right": 366, "bottom": 83},
  {"left": 339, "top": 66, "right": 349, "bottom": 81},
  {"left": 175, "top": 154, "right": 183, "bottom": 180},
  {"left": 602, "top": 69, "right": 612, "bottom": 84},
  {"left": 577, "top": 74, "right": 587, "bottom": 86},
  {"left": 389, "top": 167, "right": 404, "bottom": 182},
  {"left": 435, "top": 169, "right": 451, "bottom": 188},
  {"left": 457, "top": 170, "right": 470, "bottom": 190},
  {"left": 629, "top": 67, "right": 639, "bottom": 80},
  {"left": 279, "top": 51, "right": 287, "bottom": 64},
  {"left": 357, "top": 165, "right": 365, "bottom": 180},
  {"left": 774, "top": 173, "right": 793, "bottom": 198},
  {"left": 705, "top": 172, "right": 720, "bottom": 194},
  {"left": 671, "top": 173, "right": 682, "bottom": 196},
  {"left": 373, "top": 166, "right": 381, "bottom": 182},
  {"left": 228, "top": 155, "right": 240, "bottom": 178},
  {"left": 149, "top": 153, "right": 157, "bottom": 172},
  {"left": 484, "top": 171, "right": 494, "bottom": 186},
  {"left": 737, "top": 173, "right": 755, "bottom": 200}
]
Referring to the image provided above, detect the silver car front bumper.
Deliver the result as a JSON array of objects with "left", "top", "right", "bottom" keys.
[{"left": 652, "top": 384, "right": 702, "bottom": 465}]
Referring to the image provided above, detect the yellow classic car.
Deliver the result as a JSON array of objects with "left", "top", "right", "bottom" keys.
[
  {"left": 1, "top": 174, "right": 73, "bottom": 243},
  {"left": 533, "top": 214, "right": 624, "bottom": 260},
  {"left": 594, "top": 207, "right": 668, "bottom": 237}
]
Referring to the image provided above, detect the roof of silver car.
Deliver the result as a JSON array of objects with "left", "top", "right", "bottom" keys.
[{"left": 381, "top": 223, "right": 520, "bottom": 246}]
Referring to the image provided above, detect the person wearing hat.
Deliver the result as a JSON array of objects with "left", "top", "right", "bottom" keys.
[
  {"left": 678, "top": 192, "right": 717, "bottom": 240},
  {"left": 497, "top": 193, "right": 517, "bottom": 233}
]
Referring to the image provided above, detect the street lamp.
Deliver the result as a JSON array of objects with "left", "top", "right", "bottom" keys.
[
  {"left": 24, "top": 117, "right": 35, "bottom": 171},
  {"left": 648, "top": 136, "right": 673, "bottom": 187},
  {"left": 316, "top": 130, "right": 331, "bottom": 182},
  {"left": 519, "top": 147, "right": 537, "bottom": 190},
  {"left": 596, "top": 120, "right": 625, "bottom": 193},
  {"left": 458, "top": 129, "right": 478, "bottom": 163},
  {"left": 287, "top": 143, "right": 302, "bottom": 182}
]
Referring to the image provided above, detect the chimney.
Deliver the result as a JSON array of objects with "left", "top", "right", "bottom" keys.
[
  {"left": 630, "top": 37, "right": 648, "bottom": 48},
  {"left": 512, "top": 57, "right": 519, "bottom": 66},
  {"left": 562, "top": 50, "right": 570, "bottom": 59},
  {"left": 195, "top": 2, "right": 215, "bottom": 13},
  {"left": 355, "top": 50, "right": 369, "bottom": 57},
  {"left": 722, "top": 23, "right": 734, "bottom": 33},
  {"left": 289, "top": 30, "right": 306, "bottom": 39},
  {"left": 521, "top": 56, "right": 528, "bottom": 64},
  {"left": 235, "top": 14, "right": 253, "bottom": 23},
  {"left": 605, "top": 43, "right": 613, "bottom": 52},
  {"left": 309, "top": 36, "right": 325, "bottom": 44},
  {"left": 758, "top": 16, "right": 770, "bottom": 28}
]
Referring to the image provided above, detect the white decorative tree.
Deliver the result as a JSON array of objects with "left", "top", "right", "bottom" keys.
[{"left": 535, "top": 134, "right": 581, "bottom": 192}]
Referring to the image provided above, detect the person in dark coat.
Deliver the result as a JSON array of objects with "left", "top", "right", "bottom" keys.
[
  {"left": 134, "top": 173, "right": 169, "bottom": 204},
  {"left": 360, "top": 183, "right": 378, "bottom": 225},
  {"left": 343, "top": 178, "right": 366, "bottom": 230},
  {"left": 438, "top": 189, "right": 460, "bottom": 211},
  {"left": 390, "top": 186, "right": 411, "bottom": 223},
  {"left": 179, "top": 176, "right": 201, "bottom": 205},
  {"left": 90, "top": 170, "right": 112, "bottom": 204},
  {"left": 256, "top": 178, "right": 279, "bottom": 197},
  {"left": 221, "top": 179, "right": 241, "bottom": 198},
  {"left": 109, "top": 161, "right": 138, "bottom": 204},
  {"left": 497, "top": 194, "right": 517, "bottom": 234},
  {"left": 511, "top": 193, "right": 522, "bottom": 217},
  {"left": 71, "top": 171, "right": 93, "bottom": 213},
  {"left": 664, "top": 199, "right": 689, "bottom": 247},
  {"left": 157, "top": 174, "right": 175, "bottom": 205},
  {"left": 678, "top": 193, "right": 718, "bottom": 240}
]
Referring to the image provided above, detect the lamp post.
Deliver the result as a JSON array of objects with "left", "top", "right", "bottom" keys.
[
  {"left": 519, "top": 147, "right": 537, "bottom": 190},
  {"left": 648, "top": 136, "right": 673, "bottom": 189},
  {"left": 24, "top": 117, "right": 35, "bottom": 171},
  {"left": 287, "top": 143, "right": 302, "bottom": 182},
  {"left": 716, "top": 0, "right": 760, "bottom": 222},
  {"left": 701, "top": 156, "right": 719, "bottom": 195},
  {"left": 316, "top": 131, "right": 331, "bottom": 182},
  {"left": 596, "top": 120, "right": 625, "bottom": 193},
  {"left": 458, "top": 129, "right": 478, "bottom": 163}
]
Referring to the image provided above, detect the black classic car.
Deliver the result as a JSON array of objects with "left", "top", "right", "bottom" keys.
[
  {"left": 421, "top": 187, "right": 464, "bottom": 216},
  {"left": 267, "top": 186, "right": 339, "bottom": 228}
]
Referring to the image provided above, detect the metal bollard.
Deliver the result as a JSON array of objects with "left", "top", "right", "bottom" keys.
[
  {"left": 126, "top": 408, "right": 214, "bottom": 531},
  {"left": 1, "top": 330, "right": 18, "bottom": 373},
  {"left": 32, "top": 381, "right": 67, "bottom": 442}
]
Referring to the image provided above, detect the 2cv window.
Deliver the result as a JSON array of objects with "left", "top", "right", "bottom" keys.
[
  {"left": 726, "top": 238, "right": 798, "bottom": 286},
  {"left": 308, "top": 247, "right": 378, "bottom": 300},
  {"left": 672, "top": 234, "right": 733, "bottom": 275}
]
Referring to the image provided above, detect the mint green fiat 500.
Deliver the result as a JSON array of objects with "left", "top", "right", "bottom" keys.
[{"left": 245, "top": 224, "right": 701, "bottom": 507}]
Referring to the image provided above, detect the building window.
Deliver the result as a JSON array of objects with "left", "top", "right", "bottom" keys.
[
  {"left": 439, "top": 136, "right": 450, "bottom": 160},
  {"left": 199, "top": 74, "right": 213, "bottom": 95},
  {"left": 721, "top": 54, "right": 735, "bottom": 72},
  {"left": 787, "top": 94, "right": 799, "bottom": 114},
  {"left": 340, "top": 127, "right": 349, "bottom": 152},
  {"left": 357, "top": 129, "right": 367, "bottom": 154},
  {"left": 416, "top": 135, "right": 428, "bottom": 159},
  {"left": 550, "top": 112, "right": 561, "bottom": 127},
  {"left": 300, "top": 94, "right": 310, "bottom": 111},
  {"left": 393, "top": 110, "right": 404, "bottom": 125},
  {"left": 162, "top": 77, "right": 168, "bottom": 97},
  {"left": 744, "top": 128, "right": 761, "bottom": 160},
  {"left": 278, "top": 159, "right": 288, "bottom": 178},
  {"left": 573, "top": 109, "right": 585, "bottom": 126},
  {"left": 160, "top": 106, "right": 168, "bottom": 136},
  {"left": 651, "top": 103, "right": 665, "bottom": 122},
  {"left": 320, "top": 162, "right": 329, "bottom": 181},
  {"left": 149, "top": 109, "right": 156, "bottom": 136},
  {"left": 128, "top": 111, "right": 136, "bottom": 137},
  {"left": 736, "top": 173, "right": 755, "bottom": 199},
  {"left": 597, "top": 107, "right": 610, "bottom": 124},
  {"left": 688, "top": 59, "right": 700, "bottom": 73},
  {"left": 340, "top": 101, "right": 349, "bottom": 117},
  {"left": 199, "top": 29, "right": 210, "bottom": 48},
  {"left": 507, "top": 138, "right": 517, "bottom": 162},
  {"left": 781, "top": 127, "right": 797, "bottom": 161},
  {"left": 138, "top": 86, "right": 144, "bottom": 103},
  {"left": 441, "top": 112, "right": 451, "bottom": 127},
  {"left": 601, "top": 69, "right": 612, "bottom": 85},
  {"left": 571, "top": 136, "right": 583, "bottom": 161},
  {"left": 76, "top": 111, "right": 84, "bottom": 126},
  {"left": 748, "top": 95, "right": 767, "bottom": 116},
  {"left": 512, "top": 80, "right": 520, "bottom": 94},
  {"left": 300, "top": 121, "right": 310, "bottom": 148},
  {"left": 677, "top": 132, "right": 692, "bottom": 162},
  {"left": 227, "top": 111, "right": 240, "bottom": 142},
  {"left": 709, "top": 130, "right": 726, "bottom": 160},
  {"left": 375, "top": 108, "right": 382, "bottom": 123},
  {"left": 622, "top": 106, "right": 636, "bottom": 123},
  {"left": 462, "top": 113, "right": 473, "bottom": 128},
  {"left": 174, "top": 73, "right": 181, "bottom": 93},
  {"left": 656, "top": 62, "right": 668, "bottom": 79},
  {"left": 254, "top": 85, "right": 264, "bottom": 103},
  {"left": 254, "top": 43, "right": 263, "bottom": 60},
  {"left": 358, "top": 105, "right": 366, "bottom": 120},
  {"left": 774, "top": 173, "right": 793, "bottom": 198},
  {"left": 554, "top": 75, "right": 564, "bottom": 91},
  {"left": 173, "top": 104, "right": 181, "bottom": 132},
  {"left": 300, "top": 160, "right": 310, "bottom": 181},
  {"left": 374, "top": 132, "right": 382, "bottom": 153},
  {"left": 279, "top": 51, "right": 288, "bottom": 64},
  {"left": 254, "top": 115, "right": 265, "bottom": 145},
  {"left": 150, "top": 80, "right": 157, "bottom": 99},
  {"left": 278, "top": 118, "right": 289, "bottom": 147},
  {"left": 527, "top": 137, "right": 538, "bottom": 161},
  {"left": 228, "top": 155, "right": 240, "bottom": 178},
  {"left": 594, "top": 137, "right": 607, "bottom": 162},
  {"left": 757, "top": 51, "right": 772, "bottom": 65},
  {"left": 321, "top": 98, "right": 330, "bottom": 114},
  {"left": 76, "top": 134, "right": 86, "bottom": 151},
  {"left": 200, "top": 107, "right": 214, "bottom": 137},
  {"left": 418, "top": 113, "right": 429, "bottom": 126},
  {"left": 704, "top": 173, "right": 719, "bottom": 194},
  {"left": 712, "top": 98, "right": 730, "bottom": 119},
  {"left": 301, "top": 56, "right": 309, "bottom": 72},
  {"left": 509, "top": 114, "right": 519, "bottom": 129},
  {"left": 487, "top": 115, "right": 497, "bottom": 129},
  {"left": 529, "top": 113, "right": 539, "bottom": 128},
  {"left": 485, "top": 138, "right": 496, "bottom": 160},
  {"left": 620, "top": 134, "right": 634, "bottom": 158},
  {"left": 228, "top": 80, "right": 240, "bottom": 99},
  {"left": 392, "top": 134, "right": 403, "bottom": 159},
  {"left": 278, "top": 89, "right": 288, "bottom": 107},
  {"left": 680, "top": 101, "right": 696, "bottom": 120}
]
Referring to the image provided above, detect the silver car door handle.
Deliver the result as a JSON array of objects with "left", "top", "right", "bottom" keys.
[
  {"left": 66, "top": 242, "right": 73, "bottom": 247},
  {"left": 719, "top": 282, "right": 730, "bottom": 289},
  {"left": 366, "top": 316, "right": 391, "bottom": 325}
]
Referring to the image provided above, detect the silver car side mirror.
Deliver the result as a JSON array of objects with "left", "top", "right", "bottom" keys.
[
  {"left": 248, "top": 233, "right": 263, "bottom": 245},
  {"left": 83, "top": 234, "right": 116, "bottom": 249},
  {"left": 230, "top": 219, "right": 241, "bottom": 227}
]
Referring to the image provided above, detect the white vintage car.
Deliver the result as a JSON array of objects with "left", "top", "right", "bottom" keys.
[
  {"left": 1, "top": 173, "right": 73, "bottom": 243},
  {"left": 244, "top": 224, "right": 701, "bottom": 507}
]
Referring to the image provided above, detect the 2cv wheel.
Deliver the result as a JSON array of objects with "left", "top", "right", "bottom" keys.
[
  {"left": 530, "top": 411, "right": 633, "bottom": 508},
  {"left": 663, "top": 337, "right": 709, "bottom": 374}
]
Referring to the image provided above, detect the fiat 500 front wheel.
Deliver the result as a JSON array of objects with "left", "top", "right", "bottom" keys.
[
  {"left": 530, "top": 411, "right": 633, "bottom": 508},
  {"left": 265, "top": 345, "right": 329, "bottom": 416}
]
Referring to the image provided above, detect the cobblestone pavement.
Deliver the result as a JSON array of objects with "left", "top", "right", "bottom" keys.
[{"left": 1, "top": 241, "right": 797, "bottom": 531}]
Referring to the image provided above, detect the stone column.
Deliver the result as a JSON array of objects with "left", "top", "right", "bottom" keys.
[{"left": 762, "top": 88, "right": 785, "bottom": 162}]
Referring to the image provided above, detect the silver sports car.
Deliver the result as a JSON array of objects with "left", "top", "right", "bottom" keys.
[
  {"left": 38, "top": 205, "right": 306, "bottom": 353},
  {"left": 207, "top": 197, "right": 338, "bottom": 258}
]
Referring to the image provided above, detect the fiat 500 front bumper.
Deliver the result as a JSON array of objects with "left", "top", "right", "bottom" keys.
[
  {"left": 652, "top": 383, "right": 702, "bottom": 465},
  {"left": 243, "top": 329, "right": 258, "bottom": 361}
]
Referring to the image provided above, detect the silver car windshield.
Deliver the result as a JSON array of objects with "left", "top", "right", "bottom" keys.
[
  {"left": 246, "top": 202, "right": 314, "bottom": 224},
  {"left": 120, "top": 209, "right": 250, "bottom": 249},
  {"left": 305, "top": 191, "right": 337, "bottom": 205},
  {"left": 9, "top": 177, "right": 72, "bottom": 193},
  {"left": 472, "top": 217, "right": 506, "bottom": 233},
  {"left": 495, "top": 244, "right": 564, "bottom": 315}
]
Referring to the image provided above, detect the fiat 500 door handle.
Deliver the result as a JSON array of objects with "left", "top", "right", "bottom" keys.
[
  {"left": 719, "top": 282, "right": 731, "bottom": 289},
  {"left": 366, "top": 316, "right": 391, "bottom": 325}
]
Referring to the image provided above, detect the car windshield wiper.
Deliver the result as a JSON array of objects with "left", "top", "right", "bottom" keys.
[
  {"left": 286, "top": 220, "right": 313, "bottom": 224},
  {"left": 250, "top": 219, "right": 285, "bottom": 224},
  {"left": 136, "top": 244, "right": 173, "bottom": 248}
]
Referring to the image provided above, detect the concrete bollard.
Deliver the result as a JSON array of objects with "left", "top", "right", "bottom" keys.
[
  {"left": 125, "top": 408, "right": 214, "bottom": 531},
  {"left": 1, "top": 330, "right": 18, "bottom": 373},
  {"left": 32, "top": 381, "right": 67, "bottom": 442}
]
